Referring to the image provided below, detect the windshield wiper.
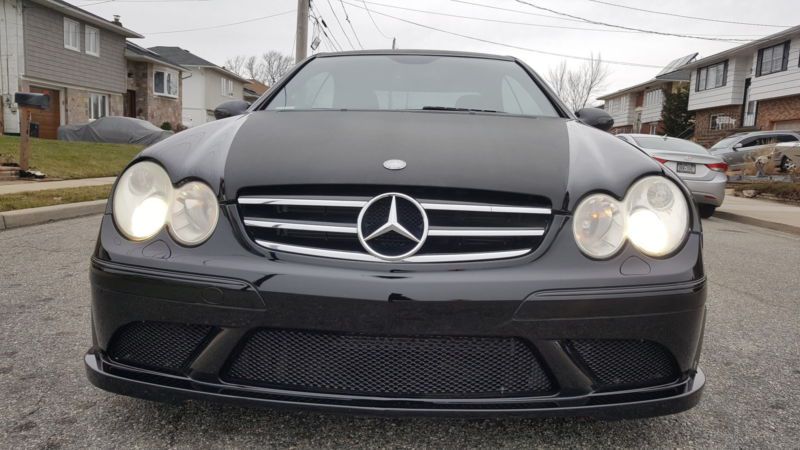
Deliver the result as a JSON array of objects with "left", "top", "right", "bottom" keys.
[{"left": 420, "top": 106, "right": 505, "bottom": 113}]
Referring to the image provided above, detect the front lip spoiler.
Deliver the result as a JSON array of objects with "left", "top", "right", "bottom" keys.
[{"left": 85, "top": 351, "right": 704, "bottom": 419}]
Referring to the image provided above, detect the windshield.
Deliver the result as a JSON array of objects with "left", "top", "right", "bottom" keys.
[
  {"left": 710, "top": 135, "right": 742, "bottom": 150},
  {"left": 632, "top": 136, "right": 711, "bottom": 155},
  {"left": 265, "top": 55, "right": 560, "bottom": 117}
]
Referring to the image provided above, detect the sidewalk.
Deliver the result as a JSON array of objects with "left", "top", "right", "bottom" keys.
[
  {"left": 716, "top": 194, "right": 800, "bottom": 235},
  {"left": 0, "top": 177, "right": 115, "bottom": 195}
]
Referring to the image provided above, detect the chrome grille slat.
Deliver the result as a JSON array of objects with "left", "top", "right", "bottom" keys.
[{"left": 238, "top": 190, "right": 551, "bottom": 263}]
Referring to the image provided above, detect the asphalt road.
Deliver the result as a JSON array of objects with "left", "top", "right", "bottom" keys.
[{"left": 1, "top": 216, "right": 799, "bottom": 449}]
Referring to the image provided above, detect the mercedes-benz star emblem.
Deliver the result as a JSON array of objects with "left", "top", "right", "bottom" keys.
[
  {"left": 383, "top": 159, "right": 407, "bottom": 170},
  {"left": 357, "top": 193, "right": 428, "bottom": 261}
]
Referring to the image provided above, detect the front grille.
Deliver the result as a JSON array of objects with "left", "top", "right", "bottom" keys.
[
  {"left": 107, "top": 322, "right": 214, "bottom": 373},
  {"left": 566, "top": 339, "right": 680, "bottom": 391},
  {"left": 223, "top": 329, "right": 554, "bottom": 398},
  {"left": 237, "top": 185, "right": 552, "bottom": 263}
]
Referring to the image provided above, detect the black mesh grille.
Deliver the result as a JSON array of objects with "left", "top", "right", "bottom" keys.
[
  {"left": 566, "top": 339, "right": 680, "bottom": 390},
  {"left": 224, "top": 330, "right": 554, "bottom": 398},
  {"left": 108, "top": 322, "right": 214, "bottom": 373}
]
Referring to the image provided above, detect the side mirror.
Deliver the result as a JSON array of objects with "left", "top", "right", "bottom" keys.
[
  {"left": 213, "top": 100, "right": 250, "bottom": 120},
  {"left": 732, "top": 143, "right": 743, "bottom": 150},
  {"left": 575, "top": 107, "right": 614, "bottom": 131}
]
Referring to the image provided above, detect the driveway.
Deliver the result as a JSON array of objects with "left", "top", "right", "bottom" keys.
[{"left": 0, "top": 216, "right": 798, "bottom": 448}]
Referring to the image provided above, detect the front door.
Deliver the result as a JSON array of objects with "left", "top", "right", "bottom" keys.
[
  {"left": 28, "top": 87, "right": 60, "bottom": 139},
  {"left": 742, "top": 78, "right": 757, "bottom": 127},
  {"left": 125, "top": 89, "right": 137, "bottom": 118}
]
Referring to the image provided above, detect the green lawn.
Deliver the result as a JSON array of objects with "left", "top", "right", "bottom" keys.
[
  {"left": 0, "top": 136, "right": 142, "bottom": 179},
  {"left": 0, "top": 185, "right": 111, "bottom": 212}
]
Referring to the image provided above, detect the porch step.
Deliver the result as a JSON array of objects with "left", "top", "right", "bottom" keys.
[{"left": 0, "top": 166, "right": 20, "bottom": 182}]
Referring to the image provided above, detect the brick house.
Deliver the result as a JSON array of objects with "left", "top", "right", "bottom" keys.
[
  {"left": 0, "top": 0, "right": 142, "bottom": 139},
  {"left": 598, "top": 54, "right": 696, "bottom": 135},
  {"left": 148, "top": 47, "right": 249, "bottom": 128},
  {"left": 124, "top": 42, "right": 185, "bottom": 129},
  {"left": 681, "top": 25, "right": 800, "bottom": 148}
]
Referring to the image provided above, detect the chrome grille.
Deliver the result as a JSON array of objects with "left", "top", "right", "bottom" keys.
[{"left": 237, "top": 187, "right": 551, "bottom": 263}]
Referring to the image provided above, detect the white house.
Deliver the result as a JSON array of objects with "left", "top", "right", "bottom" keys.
[
  {"left": 148, "top": 47, "right": 248, "bottom": 127},
  {"left": 677, "top": 25, "right": 800, "bottom": 147}
]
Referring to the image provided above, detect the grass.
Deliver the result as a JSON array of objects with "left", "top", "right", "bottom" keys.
[
  {"left": 0, "top": 185, "right": 111, "bottom": 212},
  {"left": 0, "top": 136, "right": 142, "bottom": 179},
  {"left": 733, "top": 182, "right": 800, "bottom": 201}
]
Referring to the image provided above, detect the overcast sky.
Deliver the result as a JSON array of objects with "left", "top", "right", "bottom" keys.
[{"left": 81, "top": 0, "right": 796, "bottom": 99}]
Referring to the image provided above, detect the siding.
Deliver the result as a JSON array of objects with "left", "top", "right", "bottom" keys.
[
  {"left": 687, "top": 56, "right": 745, "bottom": 111},
  {"left": 606, "top": 94, "right": 635, "bottom": 127},
  {"left": 22, "top": 1, "right": 126, "bottom": 93},
  {"left": 204, "top": 68, "right": 244, "bottom": 111},
  {"left": 750, "top": 36, "right": 800, "bottom": 101},
  {"left": 641, "top": 88, "right": 663, "bottom": 123}
]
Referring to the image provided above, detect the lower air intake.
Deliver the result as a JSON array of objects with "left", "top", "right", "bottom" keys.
[
  {"left": 566, "top": 339, "right": 680, "bottom": 390},
  {"left": 224, "top": 329, "right": 554, "bottom": 398},
  {"left": 107, "top": 321, "right": 213, "bottom": 373}
]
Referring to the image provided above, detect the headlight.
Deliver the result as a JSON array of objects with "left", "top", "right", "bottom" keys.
[
  {"left": 168, "top": 181, "right": 219, "bottom": 245},
  {"left": 572, "top": 176, "right": 689, "bottom": 259},
  {"left": 625, "top": 177, "right": 688, "bottom": 257},
  {"left": 112, "top": 161, "right": 219, "bottom": 245},
  {"left": 572, "top": 193, "right": 625, "bottom": 259},
  {"left": 113, "top": 161, "right": 171, "bottom": 241}
]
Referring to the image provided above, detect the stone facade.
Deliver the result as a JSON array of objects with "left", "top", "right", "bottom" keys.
[
  {"left": 125, "top": 60, "right": 183, "bottom": 129},
  {"left": 64, "top": 88, "right": 122, "bottom": 124},
  {"left": 754, "top": 95, "right": 800, "bottom": 131}
]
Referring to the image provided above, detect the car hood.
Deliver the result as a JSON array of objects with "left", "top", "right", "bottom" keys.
[{"left": 142, "top": 110, "right": 662, "bottom": 211}]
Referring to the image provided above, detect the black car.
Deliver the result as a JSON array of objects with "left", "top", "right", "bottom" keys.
[{"left": 86, "top": 50, "right": 706, "bottom": 419}]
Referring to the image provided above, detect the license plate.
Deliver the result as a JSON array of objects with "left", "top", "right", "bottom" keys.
[{"left": 676, "top": 162, "right": 696, "bottom": 174}]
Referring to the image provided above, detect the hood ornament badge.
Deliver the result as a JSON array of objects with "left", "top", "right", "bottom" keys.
[{"left": 383, "top": 159, "right": 407, "bottom": 170}]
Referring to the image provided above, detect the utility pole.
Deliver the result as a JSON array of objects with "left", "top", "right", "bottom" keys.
[{"left": 295, "top": 0, "right": 309, "bottom": 62}]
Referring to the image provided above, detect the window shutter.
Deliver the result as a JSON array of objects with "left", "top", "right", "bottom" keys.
[
  {"left": 781, "top": 41, "right": 790, "bottom": 71},
  {"left": 722, "top": 61, "right": 729, "bottom": 86},
  {"left": 756, "top": 49, "right": 764, "bottom": 76}
]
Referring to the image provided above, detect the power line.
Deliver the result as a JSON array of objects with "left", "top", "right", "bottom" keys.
[
  {"left": 452, "top": 0, "right": 589, "bottom": 24},
  {"left": 309, "top": 5, "right": 344, "bottom": 52},
  {"left": 586, "top": 0, "right": 790, "bottom": 28},
  {"left": 513, "top": 0, "right": 748, "bottom": 42},
  {"left": 145, "top": 9, "right": 294, "bottom": 34},
  {"left": 358, "top": 0, "right": 767, "bottom": 38},
  {"left": 325, "top": 0, "right": 356, "bottom": 49},
  {"left": 79, "top": 0, "right": 211, "bottom": 5},
  {"left": 341, "top": 1, "right": 664, "bottom": 68},
  {"left": 340, "top": 0, "right": 364, "bottom": 49},
  {"left": 361, "top": 0, "right": 391, "bottom": 39}
]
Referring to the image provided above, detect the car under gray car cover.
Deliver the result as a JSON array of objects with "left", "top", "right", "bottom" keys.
[{"left": 58, "top": 116, "right": 173, "bottom": 146}]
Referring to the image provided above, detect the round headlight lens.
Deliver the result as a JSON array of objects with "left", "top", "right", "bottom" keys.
[
  {"left": 625, "top": 176, "right": 689, "bottom": 257},
  {"left": 572, "top": 193, "right": 626, "bottom": 259},
  {"left": 168, "top": 181, "right": 219, "bottom": 245},
  {"left": 113, "top": 161, "right": 172, "bottom": 241}
]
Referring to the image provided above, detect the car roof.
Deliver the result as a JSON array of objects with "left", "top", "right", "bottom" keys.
[
  {"left": 617, "top": 134, "right": 688, "bottom": 141},
  {"left": 314, "top": 49, "right": 515, "bottom": 61},
  {"left": 727, "top": 130, "right": 800, "bottom": 139}
]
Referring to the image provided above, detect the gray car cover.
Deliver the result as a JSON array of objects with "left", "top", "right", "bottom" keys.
[{"left": 58, "top": 116, "right": 173, "bottom": 145}]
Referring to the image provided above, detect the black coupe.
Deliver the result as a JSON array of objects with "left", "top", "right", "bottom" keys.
[{"left": 86, "top": 50, "right": 705, "bottom": 419}]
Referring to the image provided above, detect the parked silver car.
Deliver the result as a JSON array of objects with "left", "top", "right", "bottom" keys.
[
  {"left": 708, "top": 130, "right": 800, "bottom": 172},
  {"left": 618, "top": 134, "right": 726, "bottom": 218}
]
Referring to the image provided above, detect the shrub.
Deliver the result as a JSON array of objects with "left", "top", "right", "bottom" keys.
[{"left": 160, "top": 122, "right": 173, "bottom": 131}]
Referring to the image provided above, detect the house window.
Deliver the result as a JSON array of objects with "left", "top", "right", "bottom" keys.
[
  {"left": 154, "top": 69, "right": 179, "bottom": 97},
  {"left": 756, "top": 41, "right": 790, "bottom": 76},
  {"left": 221, "top": 78, "right": 234, "bottom": 97},
  {"left": 644, "top": 89, "right": 663, "bottom": 107},
  {"left": 696, "top": 61, "right": 728, "bottom": 91},
  {"left": 606, "top": 97, "right": 620, "bottom": 114},
  {"left": 90, "top": 93, "right": 109, "bottom": 120},
  {"left": 710, "top": 114, "right": 736, "bottom": 130},
  {"left": 64, "top": 18, "right": 80, "bottom": 52},
  {"left": 85, "top": 26, "right": 99, "bottom": 56},
  {"left": 649, "top": 123, "right": 658, "bottom": 134}
]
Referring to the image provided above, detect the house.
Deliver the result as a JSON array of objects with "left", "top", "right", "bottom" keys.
[
  {"left": 148, "top": 47, "right": 249, "bottom": 127},
  {"left": 243, "top": 79, "right": 269, "bottom": 103},
  {"left": 124, "top": 42, "right": 185, "bottom": 129},
  {"left": 678, "top": 25, "right": 800, "bottom": 148},
  {"left": 0, "top": 0, "right": 142, "bottom": 139},
  {"left": 598, "top": 54, "right": 696, "bottom": 135}
]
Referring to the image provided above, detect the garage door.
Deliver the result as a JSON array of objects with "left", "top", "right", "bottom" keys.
[
  {"left": 773, "top": 120, "right": 800, "bottom": 131},
  {"left": 28, "top": 87, "right": 60, "bottom": 139}
]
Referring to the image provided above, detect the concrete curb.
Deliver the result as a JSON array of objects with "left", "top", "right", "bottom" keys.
[
  {"left": 0, "top": 200, "right": 106, "bottom": 230},
  {"left": 714, "top": 211, "right": 800, "bottom": 236}
]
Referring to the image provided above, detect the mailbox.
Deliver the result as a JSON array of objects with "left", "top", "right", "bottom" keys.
[{"left": 14, "top": 92, "right": 50, "bottom": 110}]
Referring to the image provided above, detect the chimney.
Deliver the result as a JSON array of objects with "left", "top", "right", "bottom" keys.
[{"left": 112, "top": 15, "right": 122, "bottom": 26}]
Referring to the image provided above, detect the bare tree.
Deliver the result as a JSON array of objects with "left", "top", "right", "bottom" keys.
[
  {"left": 546, "top": 54, "right": 609, "bottom": 112},
  {"left": 224, "top": 55, "right": 246, "bottom": 77},
  {"left": 260, "top": 51, "right": 294, "bottom": 86},
  {"left": 243, "top": 56, "right": 263, "bottom": 81}
]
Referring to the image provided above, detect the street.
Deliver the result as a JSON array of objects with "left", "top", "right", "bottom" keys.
[{"left": 1, "top": 215, "right": 799, "bottom": 448}]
